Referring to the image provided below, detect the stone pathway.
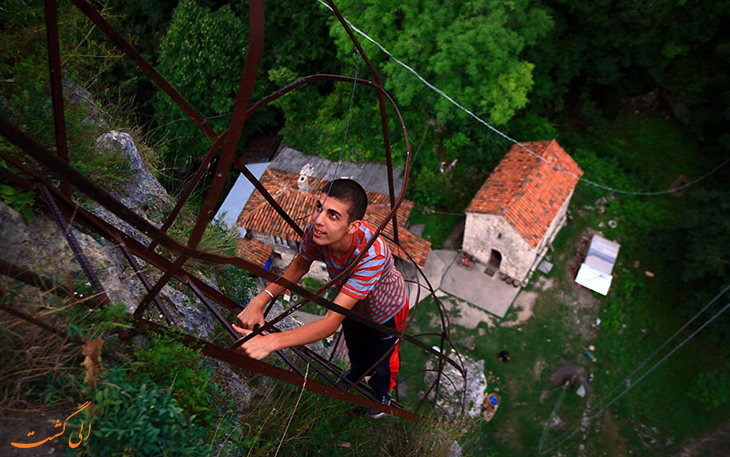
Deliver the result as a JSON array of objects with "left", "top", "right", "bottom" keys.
[
  {"left": 404, "top": 249, "right": 521, "bottom": 319},
  {"left": 440, "top": 258, "right": 521, "bottom": 318}
]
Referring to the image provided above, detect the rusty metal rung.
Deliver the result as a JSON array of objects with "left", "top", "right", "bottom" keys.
[{"left": 0, "top": 0, "right": 468, "bottom": 421}]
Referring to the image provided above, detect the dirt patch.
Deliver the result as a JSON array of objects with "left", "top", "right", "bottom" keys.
[
  {"left": 677, "top": 421, "right": 730, "bottom": 457},
  {"left": 566, "top": 228, "right": 602, "bottom": 279},
  {"left": 0, "top": 407, "right": 69, "bottom": 457},
  {"left": 560, "top": 228, "right": 605, "bottom": 342},
  {"left": 533, "top": 357, "right": 546, "bottom": 379},
  {"left": 534, "top": 276, "right": 555, "bottom": 291},
  {"left": 502, "top": 291, "right": 538, "bottom": 327},
  {"left": 584, "top": 411, "right": 628, "bottom": 457},
  {"left": 549, "top": 360, "right": 588, "bottom": 387}
]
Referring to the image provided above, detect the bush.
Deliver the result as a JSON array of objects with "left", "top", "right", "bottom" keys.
[
  {"left": 64, "top": 367, "right": 207, "bottom": 457},
  {"left": 217, "top": 264, "right": 257, "bottom": 304},
  {"left": 696, "top": 370, "right": 730, "bottom": 411},
  {"left": 0, "top": 182, "right": 35, "bottom": 222},
  {"left": 134, "top": 331, "right": 218, "bottom": 426}
]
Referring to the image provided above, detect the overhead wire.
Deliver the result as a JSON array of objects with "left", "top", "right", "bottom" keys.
[
  {"left": 317, "top": 0, "right": 730, "bottom": 197},
  {"left": 312, "top": 0, "right": 730, "bottom": 440},
  {"left": 590, "top": 282, "right": 730, "bottom": 412},
  {"left": 537, "top": 283, "right": 730, "bottom": 454},
  {"left": 541, "top": 299, "right": 730, "bottom": 454},
  {"left": 537, "top": 382, "right": 570, "bottom": 452}
]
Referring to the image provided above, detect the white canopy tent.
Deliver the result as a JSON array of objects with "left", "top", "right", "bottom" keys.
[{"left": 575, "top": 234, "right": 621, "bottom": 296}]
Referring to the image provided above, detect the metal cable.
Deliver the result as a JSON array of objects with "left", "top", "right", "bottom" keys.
[
  {"left": 539, "top": 293, "right": 730, "bottom": 454},
  {"left": 317, "top": 0, "right": 730, "bottom": 197}
]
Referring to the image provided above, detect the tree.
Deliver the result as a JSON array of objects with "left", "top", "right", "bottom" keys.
[
  {"left": 271, "top": 0, "right": 553, "bottom": 208},
  {"left": 526, "top": 0, "right": 730, "bottom": 129},
  {"left": 330, "top": 0, "right": 552, "bottom": 127},
  {"left": 154, "top": 0, "right": 247, "bottom": 166},
  {"left": 680, "top": 190, "right": 730, "bottom": 289}
]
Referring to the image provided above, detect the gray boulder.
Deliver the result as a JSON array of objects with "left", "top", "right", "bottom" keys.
[
  {"left": 425, "top": 353, "right": 487, "bottom": 419},
  {"left": 91, "top": 131, "right": 172, "bottom": 243}
]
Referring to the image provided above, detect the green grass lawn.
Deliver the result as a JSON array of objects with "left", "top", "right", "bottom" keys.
[
  {"left": 397, "top": 107, "right": 730, "bottom": 456},
  {"left": 407, "top": 207, "right": 464, "bottom": 249}
]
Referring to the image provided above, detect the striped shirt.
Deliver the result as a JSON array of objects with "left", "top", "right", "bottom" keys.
[{"left": 298, "top": 221, "right": 408, "bottom": 324}]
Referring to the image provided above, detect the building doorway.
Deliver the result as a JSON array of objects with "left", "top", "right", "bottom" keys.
[
  {"left": 485, "top": 249, "right": 502, "bottom": 276},
  {"left": 489, "top": 249, "right": 502, "bottom": 269}
]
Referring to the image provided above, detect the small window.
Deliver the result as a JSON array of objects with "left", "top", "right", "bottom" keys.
[{"left": 497, "top": 232, "right": 502, "bottom": 239}]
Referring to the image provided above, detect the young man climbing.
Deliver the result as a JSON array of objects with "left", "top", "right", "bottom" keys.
[{"left": 233, "top": 179, "right": 409, "bottom": 418}]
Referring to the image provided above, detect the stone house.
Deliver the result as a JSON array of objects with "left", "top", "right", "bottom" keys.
[{"left": 462, "top": 140, "right": 583, "bottom": 285}]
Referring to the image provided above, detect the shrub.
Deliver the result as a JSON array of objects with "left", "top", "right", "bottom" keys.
[
  {"left": 0, "top": 182, "right": 35, "bottom": 222},
  {"left": 696, "top": 370, "right": 730, "bottom": 411},
  {"left": 64, "top": 367, "right": 207, "bottom": 457},
  {"left": 154, "top": 0, "right": 246, "bottom": 166},
  {"left": 133, "top": 331, "right": 218, "bottom": 426}
]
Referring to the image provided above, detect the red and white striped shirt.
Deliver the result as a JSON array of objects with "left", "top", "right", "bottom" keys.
[{"left": 298, "top": 221, "right": 408, "bottom": 324}]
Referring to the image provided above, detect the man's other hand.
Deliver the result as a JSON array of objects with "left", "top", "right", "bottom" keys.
[{"left": 232, "top": 324, "right": 277, "bottom": 360}]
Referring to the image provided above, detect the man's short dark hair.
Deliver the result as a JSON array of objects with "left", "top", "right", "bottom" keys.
[{"left": 321, "top": 179, "right": 368, "bottom": 222}]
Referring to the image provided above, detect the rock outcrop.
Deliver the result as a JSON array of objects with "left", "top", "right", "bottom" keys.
[{"left": 425, "top": 353, "right": 488, "bottom": 419}]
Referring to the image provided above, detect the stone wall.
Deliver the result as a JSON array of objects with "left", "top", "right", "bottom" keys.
[
  {"left": 463, "top": 189, "right": 576, "bottom": 284},
  {"left": 462, "top": 213, "right": 536, "bottom": 280},
  {"left": 522, "top": 190, "right": 573, "bottom": 282}
]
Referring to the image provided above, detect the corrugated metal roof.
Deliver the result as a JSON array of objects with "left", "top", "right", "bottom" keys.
[
  {"left": 586, "top": 235, "right": 620, "bottom": 268},
  {"left": 270, "top": 147, "right": 404, "bottom": 195}
]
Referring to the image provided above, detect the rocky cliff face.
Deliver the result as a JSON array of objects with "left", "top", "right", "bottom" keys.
[
  {"left": 1, "top": 130, "right": 272, "bottom": 410},
  {"left": 0, "top": 128, "right": 309, "bottom": 354},
  {"left": 0, "top": 131, "right": 221, "bottom": 336}
]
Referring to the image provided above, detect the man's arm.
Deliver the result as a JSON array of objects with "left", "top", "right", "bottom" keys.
[
  {"left": 232, "top": 291, "right": 358, "bottom": 360},
  {"left": 236, "top": 254, "right": 311, "bottom": 329}
]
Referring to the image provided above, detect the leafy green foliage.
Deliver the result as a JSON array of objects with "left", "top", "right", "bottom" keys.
[
  {"left": 65, "top": 301, "right": 134, "bottom": 340},
  {"left": 0, "top": 2, "right": 136, "bottom": 194},
  {"left": 0, "top": 183, "right": 35, "bottom": 222},
  {"left": 406, "top": 208, "right": 463, "bottom": 249},
  {"left": 274, "top": 0, "right": 553, "bottom": 210},
  {"left": 155, "top": 0, "right": 247, "bottom": 165},
  {"left": 678, "top": 190, "right": 730, "bottom": 285},
  {"left": 331, "top": 0, "right": 551, "bottom": 126},
  {"left": 237, "top": 383, "right": 464, "bottom": 457},
  {"left": 134, "top": 331, "right": 217, "bottom": 426},
  {"left": 695, "top": 370, "right": 730, "bottom": 411},
  {"left": 408, "top": 163, "right": 449, "bottom": 207},
  {"left": 216, "top": 264, "right": 257, "bottom": 304},
  {"left": 65, "top": 367, "right": 207, "bottom": 457}
]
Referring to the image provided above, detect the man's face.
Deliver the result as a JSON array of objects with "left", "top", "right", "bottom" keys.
[{"left": 310, "top": 193, "right": 359, "bottom": 246}]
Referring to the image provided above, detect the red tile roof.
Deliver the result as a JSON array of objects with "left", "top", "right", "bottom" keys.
[
  {"left": 236, "top": 237, "right": 273, "bottom": 268},
  {"left": 236, "top": 169, "right": 431, "bottom": 267},
  {"left": 466, "top": 140, "right": 584, "bottom": 248}
]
